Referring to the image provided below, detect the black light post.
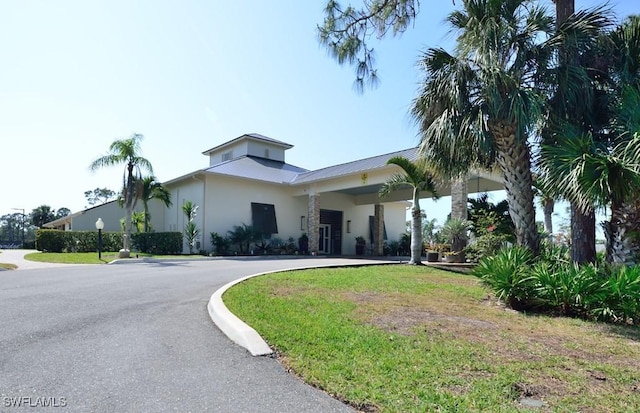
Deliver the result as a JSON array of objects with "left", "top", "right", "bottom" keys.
[{"left": 95, "top": 218, "right": 104, "bottom": 260}]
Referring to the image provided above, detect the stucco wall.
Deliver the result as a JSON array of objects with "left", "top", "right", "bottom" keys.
[
  {"left": 208, "top": 141, "right": 249, "bottom": 166},
  {"left": 204, "top": 175, "right": 306, "bottom": 247},
  {"left": 71, "top": 200, "right": 166, "bottom": 234},
  {"left": 165, "top": 177, "right": 206, "bottom": 253},
  {"left": 65, "top": 173, "right": 408, "bottom": 256},
  {"left": 72, "top": 202, "right": 128, "bottom": 232},
  {"left": 246, "top": 141, "right": 285, "bottom": 162}
]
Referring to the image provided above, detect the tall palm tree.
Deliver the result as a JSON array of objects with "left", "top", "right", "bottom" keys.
[
  {"left": 411, "top": 0, "right": 549, "bottom": 254},
  {"left": 541, "top": 15, "right": 640, "bottom": 264},
  {"left": 137, "top": 176, "right": 172, "bottom": 233},
  {"left": 89, "top": 133, "right": 153, "bottom": 257},
  {"left": 411, "top": 0, "right": 609, "bottom": 255},
  {"left": 379, "top": 156, "right": 439, "bottom": 265}
]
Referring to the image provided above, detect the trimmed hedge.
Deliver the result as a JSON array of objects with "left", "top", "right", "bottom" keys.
[
  {"left": 131, "top": 232, "right": 182, "bottom": 254},
  {"left": 36, "top": 229, "right": 123, "bottom": 253},
  {"left": 36, "top": 230, "right": 182, "bottom": 255}
]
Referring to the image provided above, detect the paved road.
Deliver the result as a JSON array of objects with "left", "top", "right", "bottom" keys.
[{"left": 0, "top": 257, "right": 392, "bottom": 412}]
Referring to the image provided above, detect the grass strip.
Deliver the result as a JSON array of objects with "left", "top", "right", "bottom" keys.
[
  {"left": 224, "top": 265, "right": 640, "bottom": 412},
  {"left": 23, "top": 252, "right": 204, "bottom": 264}
]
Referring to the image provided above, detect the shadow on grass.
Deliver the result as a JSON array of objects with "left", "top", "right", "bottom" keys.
[{"left": 600, "top": 323, "right": 640, "bottom": 342}]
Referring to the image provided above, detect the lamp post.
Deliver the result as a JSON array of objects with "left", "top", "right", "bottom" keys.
[
  {"left": 11, "top": 208, "right": 25, "bottom": 248},
  {"left": 95, "top": 218, "right": 104, "bottom": 260}
]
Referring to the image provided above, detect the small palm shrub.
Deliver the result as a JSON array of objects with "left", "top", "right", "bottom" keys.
[
  {"left": 532, "top": 262, "right": 604, "bottom": 316},
  {"left": 473, "top": 246, "right": 536, "bottom": 310},
  {"left": 593, "top": 265, "right": 640, "bottom": 323},
  {"left": 476, "top": 245, "right": 640, "bottom": 325},
  {"left": 210, "top": 232, "right": 231, "bottom": 255}
]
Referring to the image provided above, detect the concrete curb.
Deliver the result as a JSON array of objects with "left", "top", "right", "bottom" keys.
[
  {"left": 207, "top": 260, "right": 400, "bottom": 357},
  {"left": 207, "top": 271, "right": 277, "bottom": 356}
]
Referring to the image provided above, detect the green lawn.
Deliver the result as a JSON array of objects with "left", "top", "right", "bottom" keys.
[
  {"left": 0, "top": 263, "right": 17, "bottom": 270},
  {"left": 224, "top": 265, "right": 640, "bottom": 412},
  {"left": 23, "top": 252, "right": 204, "bottom": 264}
]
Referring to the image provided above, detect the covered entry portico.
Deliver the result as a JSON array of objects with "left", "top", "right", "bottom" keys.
[{"left": 291, "top": 148, "right": 504, "bottom": 256}]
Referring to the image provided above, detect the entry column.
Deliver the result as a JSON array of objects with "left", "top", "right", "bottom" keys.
[{"left": 307, "top": 193, "right": 320, "bottom": 255}]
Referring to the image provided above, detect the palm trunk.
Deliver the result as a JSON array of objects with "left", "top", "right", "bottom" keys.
[
  {"left": 543, "top": 198, "right": 554, "bottom": 238},
  {"left": 604, "top": 200, "right": 640, "bottom": 265},
  {"left": 121, "top": 164, "right": 135, "bottom": 257},
  {"left": 490, "top": 121, "right": 540, "bottom": 255},
  {"left": 410, "top": 190, "right": 423, "bottom": 265},
  {"left": 554, "top": 0, "right": 575, "bottom": 28},
  {"left": 553, "top": 0, "right": 597, "bottom": 264},
  {"left": 571, "top": 205, "right": 596, "bottom": 264},
  {"left": 143, "top": 200, "right": 150, "bottom": 233}
]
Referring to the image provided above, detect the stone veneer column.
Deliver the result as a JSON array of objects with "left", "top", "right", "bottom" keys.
[
  {"left": 307, "top": 193, "right": 320, "bottom": 255},
  {"left": 450, "top": 176, "right": 468, "bottom": 221},
  {"left": 374, "top": 204, "right": 384, "bottom": 256}
]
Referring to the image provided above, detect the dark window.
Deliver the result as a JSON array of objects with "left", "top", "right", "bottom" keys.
[{"left": 251, "top": 203, "right": 278, "bottom": 237}]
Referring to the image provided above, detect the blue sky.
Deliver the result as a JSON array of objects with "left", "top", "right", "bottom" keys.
[{"left": 1, "top": 0, "right": 635, "bottom": 230}]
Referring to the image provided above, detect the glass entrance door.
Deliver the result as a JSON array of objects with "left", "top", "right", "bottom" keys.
[{"left": 318, "top": 224, "right": 331, "bottom": 254}]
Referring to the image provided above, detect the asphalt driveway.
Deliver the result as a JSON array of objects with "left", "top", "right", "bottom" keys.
[{"left": 0, "top": 257, "right": 392, "bottom": 412}]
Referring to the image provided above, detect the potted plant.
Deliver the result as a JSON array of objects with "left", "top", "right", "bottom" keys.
[
  {"left": 440, "top": 219, "right": 471, "bottom": 263},
  {"left": 355, "top": 236, "right": 366, "bottom": 255},
  {"left": 425, "top": 243, "right": 440, "bottom": 262}
]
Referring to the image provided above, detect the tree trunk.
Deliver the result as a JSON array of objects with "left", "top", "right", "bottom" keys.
[
  {"left": 554, "top": 0, "right": 594, "bottom": 264},
  {"left": 554, "top": 0, "right": 575, "bottom": 28},
  {"left": 543, "top": 198, "right": 554, "bottom": 237},
  {"left": 450, "top": 176, "right": 468, "bottom": 222},
  {"left": 603, "top": 200, "right": 640, "bottom": 265},
  {"left": 570, "top": 204, "right": 596, "bottom": 264},
  {"left": 143, "top": 201, "right": 150, "bottom": 233},
  {"left": 121, "top": 163, "right": 135, "bottom": 257},
  {"left": 410, "top": 190, "right": 423, "bottom": 265},
  {"left": 490, "top": 121, "right": 540, "bottom": 255}
]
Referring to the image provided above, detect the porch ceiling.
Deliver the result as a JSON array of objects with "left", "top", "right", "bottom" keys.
[{"left": 335, "top": 174, "right": 504, "bottom": 205}]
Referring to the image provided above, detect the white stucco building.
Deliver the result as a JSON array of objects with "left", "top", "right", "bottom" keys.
[{"left": 45, "top": 133, "right": 503, "bottom": 255}]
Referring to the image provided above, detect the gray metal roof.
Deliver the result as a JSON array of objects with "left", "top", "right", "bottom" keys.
[
  {"left": 202, "top": 133, "right": 293, "bottom": 155},
  {"left": 205, "top": 155, "right": 308, "bottom": 183},
  {"left": 291, "top": 147, "right": 419, "bottom": 185}
]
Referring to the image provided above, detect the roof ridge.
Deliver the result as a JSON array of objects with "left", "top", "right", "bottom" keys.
[{"left": 297, "top": 147, "right": 418, "bottom": 177}]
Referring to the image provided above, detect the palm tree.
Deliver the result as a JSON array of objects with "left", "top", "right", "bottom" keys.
[
  {"left": 227, "top": 223, "right": 259, "bottom": 254},
  {"left": 89, "top": 133, "right": 153, "bottom": 257},
  {"left": 411, "top": 0, "right": 609, "bottom": 256},
  {"left": 542, "top": 126, "right": 640, "bottom": 264},
  {"left": 541, "top": 15, "right": 640, "bottom": 264},
  {"left": 131, "top": 211, "right": 145, "bottom": 233},
  {"left": 379, "top": 156, "right": 438, "bottom": 265},
  {"left": 137, "top": 176, "right": 172, "bottom": 233}
]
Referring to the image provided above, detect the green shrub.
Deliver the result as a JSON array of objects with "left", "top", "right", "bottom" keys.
[
  {"left": 593, "top": 265, "right": 640, "bottom": 323},
  {"left": 36, "top": 229, "right": 66, "bottom": 252},
  {"left": 476, "top": 245, "right": 640, "bottom": 325},
  {"left": 210, "top": 232, "right": 231, "bottom": 255},
  {"left": 532, "top": 262, "right": 604, "bottom": 316},
  {"left": 36, "top": 229, "right": 123, "bottom": 253},
  {"left": 473, "top": 246, "right": 537, "bottom": 310},
  {"left": 131, "top": 232, "right": 182, "bottom": 254}
]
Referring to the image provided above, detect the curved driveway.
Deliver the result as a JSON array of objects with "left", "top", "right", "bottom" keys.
[{"left": 0, "top": 257, "right": 393, "bottom": 412}]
